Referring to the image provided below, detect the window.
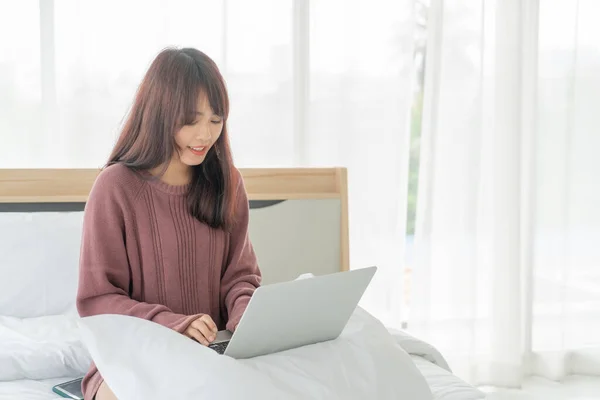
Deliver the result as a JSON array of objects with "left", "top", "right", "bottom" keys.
[{"left": 0, "top": 0, "right": 295, "bottom": 168}]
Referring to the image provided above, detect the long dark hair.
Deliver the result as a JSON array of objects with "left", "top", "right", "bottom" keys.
[{"left": 107, "top": 47, "right": 238, "bottom": 231}]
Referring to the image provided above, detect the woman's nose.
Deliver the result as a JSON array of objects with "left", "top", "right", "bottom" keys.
[{"left": 195, "top": 125, "right": 212, "bottom": 141}]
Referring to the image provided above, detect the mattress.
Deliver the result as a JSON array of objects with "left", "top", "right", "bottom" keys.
[{"left": 0, "top": 356, "right": 483, "bottom": 400}]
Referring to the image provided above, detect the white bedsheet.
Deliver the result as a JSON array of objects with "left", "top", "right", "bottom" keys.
[
  {"left": 0, "top": 311, "right": 91, "bottom": 381},
  {"left": 0, "top": 377, "right": 73, "bottom": 400},
  {"left": 0, "top": 355, "right": 483, "bottom": 400},
  {"left": 0, "top": 310, "right": 483, "bottom": 400}
]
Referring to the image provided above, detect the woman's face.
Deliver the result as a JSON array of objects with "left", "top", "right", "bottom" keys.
[{"left": 174, "top": 92, "right": 224, "bottom": 166}]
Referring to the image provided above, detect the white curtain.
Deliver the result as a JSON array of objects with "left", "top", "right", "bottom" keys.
[
  {"left": 0, "top": 0, "right": 415, "bottom": 326},
  {"left": 410, "top": 0, "right": 600, "bottom": 387},
  {"left": 307, "top": 0, "right": 415, "bottom": 328}
]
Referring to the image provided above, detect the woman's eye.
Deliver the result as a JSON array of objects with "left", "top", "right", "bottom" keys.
[{"left": 211, "top": 120, "right": 222, "bottom": 124}]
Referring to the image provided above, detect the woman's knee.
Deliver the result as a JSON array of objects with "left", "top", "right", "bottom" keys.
[{"left": 95, "top": 381, "right": 118, "bottom": 400}]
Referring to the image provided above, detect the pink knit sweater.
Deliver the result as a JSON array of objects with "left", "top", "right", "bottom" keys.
[{"left": 76, "top": 164, "right": 261, "bottom": 399}]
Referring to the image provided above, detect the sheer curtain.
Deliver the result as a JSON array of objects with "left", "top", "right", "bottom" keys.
[
  {"left": 308, "top": 0, "right": 415, "bottom": 327},
  {"left": 0, "top": 0, "right": 295, "bottom": 168},
  {"left": 533, "top": 0, "right": 600, "bottom": 381},
  {"left": 0, "top": 0, "right": 415, "bottom": 326},
  {"left": 410, "top": 0, "right": 600, "bottom": 387}
]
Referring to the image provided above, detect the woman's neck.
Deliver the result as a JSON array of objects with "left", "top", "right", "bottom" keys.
[{"left": 150, "top": 158, "right": 191, "bottom": 186}]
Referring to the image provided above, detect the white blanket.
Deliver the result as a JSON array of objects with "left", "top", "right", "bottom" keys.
[
  {"left": 0, "top": 309, "right": 484, "bottom": 399},
  {"left": 0, "top": 357, "right": 485, "bottom": 400},
  {"left": 0, "top": 308, "right": 482, "bottom": 399},
  {"left": 79, "top": 308, "right": 435, "bottom": 400},
  {"left": 0, "top": 311, "right": 91, "bottom": 381},
  {"left": 389, "top": 328, "right": 452, "bottom": 372}
]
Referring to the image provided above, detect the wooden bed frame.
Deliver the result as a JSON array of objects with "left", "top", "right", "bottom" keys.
[{"left": 0, "top": 168, "right": 349, "bottom": 272}]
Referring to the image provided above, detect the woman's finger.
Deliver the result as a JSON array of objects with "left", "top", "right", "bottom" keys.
[
  {"left": 200, "top": 314, "right": 218, "bottom": 333},
  {"left": 191, "top": 319, "right": 216, "bottom": 343},
  {"left": 186, "top": 327, "right": 209, "bottom": 346}
]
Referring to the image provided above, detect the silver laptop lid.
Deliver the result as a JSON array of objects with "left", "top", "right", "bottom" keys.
[{"left": 225, "top": 266, "right": 377, "bottom": 359}]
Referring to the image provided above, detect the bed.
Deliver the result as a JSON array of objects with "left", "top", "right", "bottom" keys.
[
  {"left": 0, "top": 168, "right": 484, "bottom": 399},
  {"left": 0, "top": 359, "right": 482, "bottom": 400}
]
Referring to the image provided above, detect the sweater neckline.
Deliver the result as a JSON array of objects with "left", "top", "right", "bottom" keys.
[{"left": 139, "top": 170, "right": 190, "bottom": 196}]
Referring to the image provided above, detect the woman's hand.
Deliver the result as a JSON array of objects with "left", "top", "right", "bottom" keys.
[{"left": 184, "top": 314, "right": 218, "bottom": 346}]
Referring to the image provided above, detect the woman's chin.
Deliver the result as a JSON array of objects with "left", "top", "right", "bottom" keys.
[{"left": 180, "top": 155, "right": 207, "bottom": 166}]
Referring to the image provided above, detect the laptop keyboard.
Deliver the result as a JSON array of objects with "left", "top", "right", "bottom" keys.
[{"left": 208, "top": 341, "right": 229, "bottom": 355}]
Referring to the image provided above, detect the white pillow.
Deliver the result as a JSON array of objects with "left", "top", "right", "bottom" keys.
[
  {"left": 79, "top": 308, "right": 432, "bottom": 400},
  {"left": 0, "top": 212, "right": 84, "bottom": 318},
  {"left": 0, "top": 311, "right": 91, "bottom": 381}
]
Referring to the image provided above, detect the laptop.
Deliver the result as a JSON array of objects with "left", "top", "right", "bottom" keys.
[{"left": 208, "top": 266, "right": 377, "bottom": 358}]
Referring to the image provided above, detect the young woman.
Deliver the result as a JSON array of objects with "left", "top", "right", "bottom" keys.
[{"left": 76, "top": 47, "right": 261, "bottom": 400}]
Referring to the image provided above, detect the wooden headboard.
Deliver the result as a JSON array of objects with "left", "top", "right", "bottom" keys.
[{"left": 0, "top": 168, "right": 349, "bottom": 276}]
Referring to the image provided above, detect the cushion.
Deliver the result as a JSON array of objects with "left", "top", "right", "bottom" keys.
[{"left": 79, "top": 307, "right": 433, "bottom": 400}]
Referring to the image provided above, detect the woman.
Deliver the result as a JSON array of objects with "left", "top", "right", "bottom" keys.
[{"left": 76, "top": 47, "right": 261, "bottom": 400}]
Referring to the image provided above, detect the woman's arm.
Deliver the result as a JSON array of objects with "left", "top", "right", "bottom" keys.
[
  {"left": 76, "top": 171, "right": 199, "bottom": 333},
  {"left": 220, "top": 172, "right": 262, "bottom": 332}
]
